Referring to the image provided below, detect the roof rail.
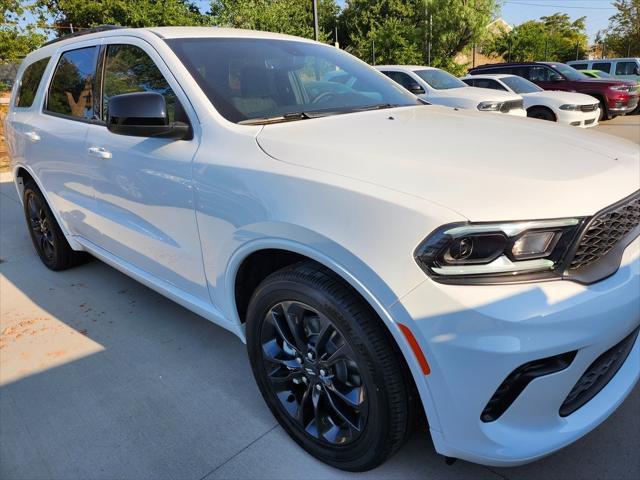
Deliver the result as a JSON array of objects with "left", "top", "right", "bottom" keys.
[{"left": 42, "top": 25, "right": 124, "bottom": 47}]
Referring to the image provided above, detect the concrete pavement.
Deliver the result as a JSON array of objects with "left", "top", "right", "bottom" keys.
[{"left": 1, "top": 119, "right": 639, "bottom": 479}]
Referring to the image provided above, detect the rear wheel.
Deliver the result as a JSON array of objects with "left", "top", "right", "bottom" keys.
[
  {"left": 527, "top": 106, "right": 556, "bottom": 122},
  {"left": 246, "top": 261, "right": 415, "bottom": 471},
  {"left": 23, "top": 180, "right": 84, "bottom": 270}
]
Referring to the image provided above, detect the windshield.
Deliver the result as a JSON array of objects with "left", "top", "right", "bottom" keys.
[
  {"left": 501, "top": 76, "right": 543, "bottom": 93},
  {"left": 166, "top": 38, "right": 420, "bottom": 124},
  {"left": 550, "top": 63, "right": 589, "bottom": 81},
  {"left": 414, "top": 69, "right": 467, "bottom": 89}
]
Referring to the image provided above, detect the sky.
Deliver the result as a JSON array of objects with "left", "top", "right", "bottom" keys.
[{"left": 192, "top": 0, "right": 617, "bottom": 42}]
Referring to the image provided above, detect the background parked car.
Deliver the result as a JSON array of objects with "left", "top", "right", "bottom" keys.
[
  {"left": 567, "top": 58, "right": 640, "bottom": 83},
  {"left": 376, "top": 65, "right": 526, "bottom": 116},
  {"left": 571, "top": 63, "right": 640, "bottom": 115},
  {"left": 461, "top": 74, "right": 600, "bottom": 127},
  {"left": 468, "top": 61, "right": 639, "bottom": 120}
]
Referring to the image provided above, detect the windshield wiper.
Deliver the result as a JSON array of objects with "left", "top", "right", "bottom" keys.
[
  {"left": 238, "top": 103, "right": 404, "bottom": 125},
  {"left": 238, "top": 112, "right": 312, "bottom": 125}
]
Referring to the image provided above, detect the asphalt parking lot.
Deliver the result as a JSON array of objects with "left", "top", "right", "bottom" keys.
[{"left": 1, "top": 116, "right": 639, "bottom": 480}]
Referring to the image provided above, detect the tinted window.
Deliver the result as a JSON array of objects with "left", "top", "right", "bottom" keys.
[
  {"left": 15, "top": 57, "right": 50, "bottom": 107},
  {"left": 529, "top": 66, "right": 554, "bottom": 82},
  {"left": 615, "top": 61, "right": 638, "bottom": 75},
  {"left": 414, "top": 69, "right": 466, "bottom": 89},
  {"left": 102, "top": 44, "right": 177, "bottom": 122},
  {"left": 501, "top": 76, "right": 542, "bottom": 93},
  {"left": 570, "top": 63, "right": 588, "bottom": 70},
  {"left": 461, "top": 78, "right": 474, "bottom": 86},
  {"left": 476, "top": 66, "right": 510, "bottom": 75},
  {"left": 472, "top": 78, "right": 507, "bottom": 91},
  {"left": 47, "top": 47, "right": 99, "bottom": 119},
  {"left": 592, "top": 62, "right": 612, "bottom": 73},
  {"left": 384, "top": 71, "right": 423, "bottom": 92},
  {"left": 167, "top": 38, "right": 418, "bottom": 124},
  {"left": 549, "top": 63, "right": 587, "bottom": 81}
]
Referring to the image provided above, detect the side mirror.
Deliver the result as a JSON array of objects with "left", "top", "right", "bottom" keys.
[
  {"left": 635, "top": 66, "right": 640, "bottom": 76},
  {"left": 107, "top": 92, "right": 190, "bottom": 140},
  {"left": 550, "top": 74, "right": 564, "bottom": 82},
  {"left": 408, "top": 82, "right": 425, "bottom": 95}
]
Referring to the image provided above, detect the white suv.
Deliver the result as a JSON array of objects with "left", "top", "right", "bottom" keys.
[
  {"left": 5, "top": 26, "right": 640, "bottom": 471},
  {"left": 376, "top": 65, "right": 527, "bottom": 116}
]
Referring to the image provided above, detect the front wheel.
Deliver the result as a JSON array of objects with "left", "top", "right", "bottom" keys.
[
  {"left": 246, "top": 261, "right": 415, "bottom": 471},
  {"left": 527, "top": 106, "right": 556, "bottom": 122}
]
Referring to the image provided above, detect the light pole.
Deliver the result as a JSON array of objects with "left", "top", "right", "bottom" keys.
[{"left": 312, "top": 0, "right": 319, "bottom": 41}]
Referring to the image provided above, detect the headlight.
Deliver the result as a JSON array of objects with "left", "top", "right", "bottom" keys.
[
  {"left": 609, "top": 85, "right": 629, "bottom": 92},
  {"left": 414, "top": 219, "right": 584, "bottom": 284},
  {"left": 560, "top": 104, "right": 580, "bottom": 111},
  {"left": 477, "top": 101, "right": 502, "bottom": 111}
]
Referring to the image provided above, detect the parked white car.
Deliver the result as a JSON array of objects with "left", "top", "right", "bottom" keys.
[
  {"left": 5, "top": 26, "right": 640, "bottom": 472},
  {"left": 462, "top": 73, "right": 601, "bottom": 127},
  {"left": 376, "top": 65, "right": 526, "bottom": 116}
]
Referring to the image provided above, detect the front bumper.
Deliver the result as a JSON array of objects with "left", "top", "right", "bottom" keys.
[
  {"left": 609, "top": 95, "right": 639, "bottom": 115},
  {"left": 391, "top": 236, "right": 640, "bottom": 466},
  {"left": 556, "top": 108, "right": 599, "bottom": 128}
]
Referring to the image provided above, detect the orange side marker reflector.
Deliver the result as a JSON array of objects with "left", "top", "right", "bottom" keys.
[{"left": 398, "top": 323, "right": 431, "bottom": 375}]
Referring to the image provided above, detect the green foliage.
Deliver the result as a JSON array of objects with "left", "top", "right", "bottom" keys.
[
  {"left": 1, "top": 1, "right": 46, "bottom": 62},
  {"left": 484, "top": 13, "right": 589, "bottom": 63},
  {"left": 603, "top": 0, "right": 639, "bottom": 57},
  {"left": 34, "top": 0, "right": 208, "bottom": 34},
  {"left": 341, "top": 0, "right": 498, "bottom": 72},
  {"left": 210, "top": 0, "right": 340, "bottom": 41}
]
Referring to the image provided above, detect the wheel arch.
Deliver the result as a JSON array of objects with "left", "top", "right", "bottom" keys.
[
  {"left": 13, "top": 164, "right": 83, "bottom": 251},
  {"left": 526, "top": 104, "right": 557, "bottom": 121},
  {"left": 226, "top": 238, "right": 439, "bottom": 430}
]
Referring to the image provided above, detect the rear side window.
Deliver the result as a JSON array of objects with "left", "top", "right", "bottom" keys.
[
  {"left": 47, "top": 46, "right": 99, "bottom": 120},
  {"left": 384, "top": 71, "right": 420, "bottom": 90},
  {"left": 473, "top": 78, "right": 507, "bottom": 91},
  {"left": 15, "top": 57, "right": 50, "bottom": 107},
  {"left": 615, "top": 61, "right": 638, "bottom": 75},
  {"left": 571, "top": 63, "right": 588, "bottom": 70},
  {"left": 101, "top": 44, "right": 177, "bottom": 122},
  {"left": 592, "top": 62, "right": 611, "bottom": 73}
]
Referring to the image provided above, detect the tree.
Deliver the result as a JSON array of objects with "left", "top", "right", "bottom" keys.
[
  {"left": 1, "top": 1, "right": 46, "bottom": 62},
  {"left": 485, "top": 13, "right": 588, "bottom": 63},
  {"left": 33, "top": 0, "right": 208, "bottom": 35},
  {"left": 603, "top": 0, "right": 639, "bottom": 56},
  {"left": 341, "top": 0, "right": 498, "bottom": 74},
  {"left": 209, "top": 0, "right": 340, "bottom": 41}
]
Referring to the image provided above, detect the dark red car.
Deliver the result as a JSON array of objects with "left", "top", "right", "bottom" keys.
[{"left": 468, "top": 61, "right": 639, "bottom": 120}]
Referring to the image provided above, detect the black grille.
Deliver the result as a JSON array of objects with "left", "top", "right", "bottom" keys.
[
  {"left": 569, "top": 194, "right": 640, "bottom": 271},
  {"left": 580, "top": 103, "right": 599, "bottom": 112},
  {"left": 560, "top": 328, "right": 639, "bottom": 417},
  {"left": 500, "top": 99, "right": 523, "bottom": 113}
]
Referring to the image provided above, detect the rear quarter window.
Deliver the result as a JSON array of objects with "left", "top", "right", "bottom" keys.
[
  {"left": 46, "top": 46, "right": 99, "bottom": 120},
  {"left": 14, "top": 57, "right": 50, "bottom": 108}
]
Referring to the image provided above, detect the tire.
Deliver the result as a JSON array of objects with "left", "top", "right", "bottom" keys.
[
  {"left": 527, "top": 106, "right": 556, "bottom": 122},
  {"left": 23, "top": 180, "right": 84, "bottom": 270},
  {"left": 246, "top": 261, "right": 415, "bottom": 471},
  {"left": 597, "top": 98, "right": 611, "bottom": 121}
]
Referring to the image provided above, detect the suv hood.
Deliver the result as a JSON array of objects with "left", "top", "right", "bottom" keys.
[{"left": 256, "top": 105, "right": 640, "bottom": 221}]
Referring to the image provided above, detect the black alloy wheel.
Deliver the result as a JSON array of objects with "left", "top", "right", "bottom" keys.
[
  {"left": 260, "top": 300, "right": 368, "bottom": 445},
  {"left": 23, "top": 180, "right": 84, "bottom": 270},
  {"left": 246, "top": 261, "right": 416, "bottom": 471}
]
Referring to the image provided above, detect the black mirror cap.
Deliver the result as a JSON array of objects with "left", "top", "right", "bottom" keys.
[
  {"left": 409, "top": 84, "right": 425, "bottom": 95},
  {"left": 107, "top": 92, "right": 191, "bottom": 140},
  {"left": 550, "top": 74, "right": 564, "bottom": 82}
]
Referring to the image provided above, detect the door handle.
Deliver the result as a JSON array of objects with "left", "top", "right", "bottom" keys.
[
  {"left": 88, "top": 146, "right": 112, "bottom": 159},
  {"left": 24, "top": 131, "right": 40, "bottom": 142}
]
